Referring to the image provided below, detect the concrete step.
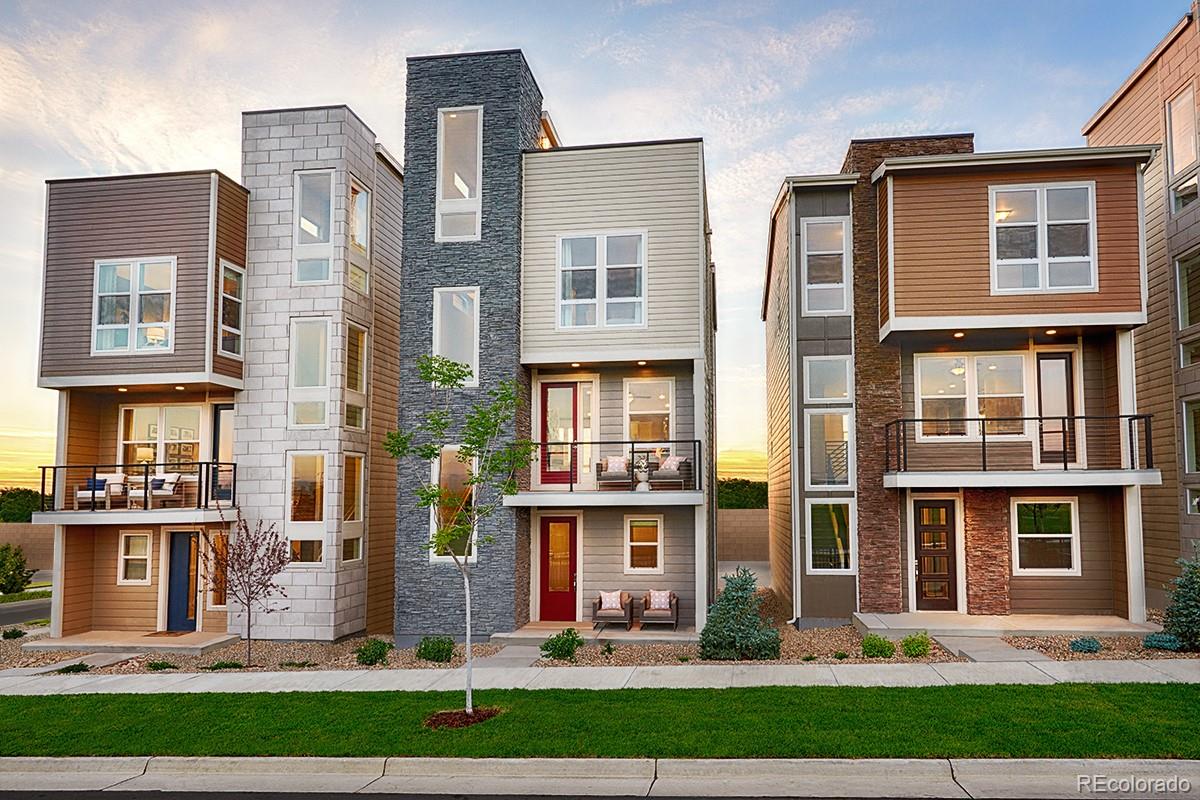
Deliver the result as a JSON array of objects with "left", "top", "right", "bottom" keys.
[{"left": 934, "top": 636, "right": 1051, "bottom": 662}]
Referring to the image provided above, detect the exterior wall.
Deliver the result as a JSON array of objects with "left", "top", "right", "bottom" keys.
[
  {"left": 396, "top": 51, "right": 542, "bottom": 637},
  {"left": 521, "top": 141, "right": 705, "bottom": 363},
  {"left": 887, "top": 164, "right": 1143, "bottom": 320},
  {"left": 963, "top": 488, "right": 1011, "bottom": 614},
  {"left": 89, "top": 526, "right": 161, "bottom": 631},
  {"left": 716, "top": 509, "right": 768, "bottom": 562},
  {"left": 764, "top": 196, "right": 794, "bottom": 609},
  {"left": 213, "top": 174, "right": 249, "bottom": 381},
  {"left": 0, "top": 524, "right": 54, "bottom": 571},
  {"left": 61, "top": 527, "right": 94, "bottom": 635}
]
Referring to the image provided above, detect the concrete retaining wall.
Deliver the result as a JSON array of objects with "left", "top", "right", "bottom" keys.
[
  {"left": 0, "top": 523, "right": 53, "bottom": 571},
  {"left": 717, "top": 509, "right": 768, "bottom": 561}
]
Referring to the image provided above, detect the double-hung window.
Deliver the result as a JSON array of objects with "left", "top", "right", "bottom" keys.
[
  {"left": 916, "top": 353, "right": 1025, "bottom": 438},
  {"left": 289, "top": 318, "right": 330, "bottom": 427},
  {"left": 558, "top": 232, "right": 646, "bottom": 328},
  {"left": 430, "top": 445, "right": 476, "bottom": 562},
  {"left": 348, "top": 180, "right": 370, "bottom": 294},
  {"left": 1011, "top": 498, "right": 1080, "bottom": 575},
  {"left": 1168, "top": 85, "right": 1199, "bottom": 214},
  {"left": 800, "top": 217, "right": 849, "bottom": 316},
  {"left": 294, "top": 170, "right": 333, "bottom": 284},
  {"left": 287, "top": 451, "right": 325, "bottom": 564},
  {"left": 991, "top": 183, "right": 1096, "bottom": 293},
  {"left": 432, "top": 287, "right": 479, "bottom": 386},
  {"left": 624, "top": 515, "right": 664, "bottom": 574},
  {"left": 436, "top": 107, "right": 482, "bottom": 241},
  {"left": 118, "top": 531, "right": 152, "bottom": 585},
  {"left": 219, "top": 262, "right": 245, "bottom": 358},
  {"left": 93, "top": 258, "right": 176, "bottom": 353},
  {"left": 345, "top": 324, "right": 368, "bottom": 430}
]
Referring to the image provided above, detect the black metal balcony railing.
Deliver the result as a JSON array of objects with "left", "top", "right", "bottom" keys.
[
  {"left": 39, "top": 462, "right": 237, "bottom": 513},
  {"left": 533, "top": 439, "right": 702, "bottom": 492},
  {"left": 884, "top": 415, "right": 1152, "bottom": 473}
]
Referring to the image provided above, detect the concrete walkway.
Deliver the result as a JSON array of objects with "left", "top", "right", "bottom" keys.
[
  {"left": 0, "top": 657, "right": 1197, "bottom": 695},
  {"left": 0, "top": 756, "right": 1198, "bottom": 797}
]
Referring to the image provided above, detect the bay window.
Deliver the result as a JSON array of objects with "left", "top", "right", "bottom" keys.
[
  {"left": 916, "top": 353, "right": 1025, "bottom": 438},
  {"left": 93, "top": 258, "right": 176, "bottom": 353},
  {"left": 436, "top": 107, "right": 482, "bottom": 241},
  {"left": 558, "top": 232, "right": 646, "bottom": 329},
  {"left": 432, "top": 287, "right": 479, "bottom": 386},
  {"left": 343, "top": 453, "right": 364, "bottom": 563},
  {"left": 289, "top": 318, "right": 330, "bottom": 427},
  {"left": 1011, "top": 499, "right": 1080, "bottom": 575},
  {"left": 991, "top": 183, "right": 1096, "bottom": 294},
  {"left": 800, "top": 217, "right": 849, "bottom": 316}
]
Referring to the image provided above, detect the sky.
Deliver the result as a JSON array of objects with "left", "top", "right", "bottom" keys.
[{"left": 0, "top": 0, "right": 1187, "bottom": 486}]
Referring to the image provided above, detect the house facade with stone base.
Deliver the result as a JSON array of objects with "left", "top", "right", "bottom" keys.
[{"left": 764, "top": 134, "right": 1160, "bottom": 626}]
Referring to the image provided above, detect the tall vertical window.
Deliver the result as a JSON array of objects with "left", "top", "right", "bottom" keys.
[
  {"left": 991, "top": 183, "right": 1096, "bottom": 293},
  {"left": 346, "top": 324, "right": 367, "bottom": 430},
  {"left": 558, "top": 232, "right": 647, "bottom": 329},
  {"left": 436, "top": 107, "right": 482, "bottom": 241},
  {"left": 1168, "top": 85, "right": 1198, "bottom": 180},
  {"left": 219, "top": 262, "right": 245, "bottom": 357},
  {"left": 349, "top": 181, "right": 370, "bottom": 294},
  {"left": 975, "top": 354, "right": 1025, "bottom": 435},
  {"left": 432, "top": 287, "right": 479, "bottom": 386},
  {"left": 93, "top": 258, "right": 176, "bottom": 353},
  {"left": 342, "top": 453, "right": 364, "bottom": 563},
  {"left": 1011, "top": 499, "right": 1079, "bottom": 575},
  {"left": 625, "top": 378, "right": 673, "bottom": 444},
  {"left": 1178, "top": 254, "right": 1200, "bottom": 330},
  {"left": 288, "top": 452, "right": 325, "bottom": 564},
  {"left": 1185, "top": 399, "right": 1200, "bottom": 474},
  {"left": 289, "top": 318, "right": 330, "bottom": 427},
  {"left": 294, "top": 170, "right": 333, "bottom": 283},
  {"left": 806, "top": 499, "right": 855, "bottom": 574},
  {"left": 431, "top": 446, "right": 476, "bottom": 561},
  {"left": 208, "top": 531, "right": 228, "bottom": 607},
  {"left": 803, "top": 356, "right": 852, "bottom": 403},
  {"left": 800, "top": 217, "right": 849, "bottom": 316},
  {"left": 805, "top": 409, "right": 853, "bottom": 489}
]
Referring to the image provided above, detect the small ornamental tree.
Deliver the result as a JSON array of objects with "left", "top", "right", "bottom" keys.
[
  {"left": 384, "top": 355, "right": 535, "bottom": 715},
  {"left": 200, "top": 509, "right": 291, "bottom": 665},
  {"left": 1163, "top": 543, "right": 1200, "bottom": 652}
]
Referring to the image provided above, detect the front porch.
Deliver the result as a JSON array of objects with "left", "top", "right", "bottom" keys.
[
  {"left": 853, "top": 611, "right": 1160, "bottom": 639},
  {"left": 22, "top": 629, "right": 238, "bottom": 656},
  {"left": 492, "top": 620, "right": 698, "bottom": 646}
]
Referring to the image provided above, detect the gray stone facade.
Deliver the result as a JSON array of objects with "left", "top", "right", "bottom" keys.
[{"left": 396, "top": 51, "right": 543, "bottom": 637}]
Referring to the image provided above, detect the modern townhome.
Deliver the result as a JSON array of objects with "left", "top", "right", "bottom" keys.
[
  {"left": 32, "top": 104, "right": 402, "bottom": 648},
  {"left": 764, "top": 133, "right": 1160, "bottom": 629},
  {"left": 1083, "top": 2, "right": 1200, "bottom": 610},
  {"left": 395, "top": 50, "right": 717, "bottom": 639}
]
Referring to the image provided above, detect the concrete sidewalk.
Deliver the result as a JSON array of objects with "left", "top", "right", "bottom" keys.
[
  {"left": 0, "top": 657, "right": 1197, "bottom": 695},
  {"left": 0, "top": 756, "right": 1197, "bottom": 797}
]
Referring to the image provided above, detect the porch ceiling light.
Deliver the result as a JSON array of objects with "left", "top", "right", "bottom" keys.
[
  {"left": 174, "top": 386, "right": 185, "bottom": 391},
  {"left": 1045, "top": 329, "right": 1057, "bottom": 335},
  {"left": 571, "top": 362, "right": 580, "bottom": 368},
  {"left": 953, "top": 331, "right": 965, "bottom": 339},
  {"left": 637, "top": 360, "right": 647, "bottom": 366},
  {"left": 117, "top": 387, "right": 128, "bottom": 393}
]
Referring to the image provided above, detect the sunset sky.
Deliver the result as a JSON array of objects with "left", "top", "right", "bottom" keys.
[{"left": 0, "top": 0, "right": 1185, "bottom": 486}]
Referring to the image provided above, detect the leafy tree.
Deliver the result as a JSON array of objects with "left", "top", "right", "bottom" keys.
[
  {"left": 384, "top": 355, "right": 534, "bottom": 715},
  {"left": 0, "top": 545, "right": 34, "bottom": 594},
  {"left": 717, "top": 479, "right": 767, "bottom": 509},
  {"left": 0, "top": 488, "right": 46, "bottom": 523}
]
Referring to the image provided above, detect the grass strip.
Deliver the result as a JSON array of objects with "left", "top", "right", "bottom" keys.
[{"left": 0, "top": 590, "right": 50, "bottom": 605}]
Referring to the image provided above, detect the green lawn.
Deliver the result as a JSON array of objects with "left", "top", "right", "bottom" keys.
[
  {"left": 0, "top": 590, "right": 50, "bottom": 605},
  {"left": 0, "top": 684, "right": 1194, "bottom": 758}
]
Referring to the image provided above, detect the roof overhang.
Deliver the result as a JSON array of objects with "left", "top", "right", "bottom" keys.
[
  {"left": 871, "top": 145, "right": 1158, "bottom": 184},
  {"left": 885, "top": 469, "right": 1161, "bottom": 489}
]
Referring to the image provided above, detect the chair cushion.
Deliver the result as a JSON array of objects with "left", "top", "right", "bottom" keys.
[
  {"left": 642, "top": 607, "right": 674, "bottom": 618},
  {"left": 599, "top": 590, "right": 623, "bottom": 611},
  {"left": 651, "top": 469, "right": 683, "bottom": 480},
  {"left": 598, "top": 471, "right": 629, "bottom": 482},
  {"left": 97, "top": 472, "right": 125, "bottom": 485},
  {"left": 648, "top": 590, "right": 672, "bottom": 610},
  {"left": 605, "top": 456, "right": 627, "bottom": 473}
]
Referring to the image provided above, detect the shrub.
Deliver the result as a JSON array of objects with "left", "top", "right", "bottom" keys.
[
  {"left": 833, "top": 651, "right": 849, "bottom": 660},
  {"left": 202, "top": 660, "right": 244, "bottom": 671},
  {"left": 1143, "top": 632, "right": 1183, "bottom": 652},
  {"left": 0, "top": 544, "right": 33, "bottom": 595},
  {"left": 56, "top": 662, "right": 89, "bottom": 674},
  {"left": 801, "top": 654, "right": 816, "bottom": 662},
  {"left": 1163, "top": 548, "right": 1200, "bottom": 652},
  {"left": 601, "top": 641, "right": 615, "bottom": 657},
  {"left": 1069, "top": 637, "right": 1102, "bottom": 654},
  {"left": 540, "top": 628, "right": 586, "bottom": 661},
  {"left": 355, "top": 639, "right": 393, "bottom": 666},
  {"left": 901, "top": 631, "right": 931, "bottom": 658},
  {"left": 279, "top": 660, "right": 316, "bottom": 669},
  {"left": 415, "top": 635, "right": 455, "bottom": 663},
  {"left": 861, "top": 633, "right": 896, "bottom": 659},
  {"left": 717, "top": 478, "right": 768, "bottom": 509},
  {"left": 699, "top": 568, "right": 781, "bottom": 660},
  {"left": 146, "top": 661, "right": 177, "bottom": 671},
  {"left": 0, "top": 488, "right": 45, "bottom": 523},
  {"left": 1, "top": 628, "right": 25, "bottom": 640}
]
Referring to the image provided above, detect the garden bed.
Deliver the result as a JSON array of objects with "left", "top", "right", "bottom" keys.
[
  {"left": 1005, "top": 635, "right": 1197, "bottom": 661},
  {"left": 0, "top": 624, "right": 85, "bottom": 670}
]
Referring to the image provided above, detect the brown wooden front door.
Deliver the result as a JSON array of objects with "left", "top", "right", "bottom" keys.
[{"left": 914, "top": 500, "right": 957, "bottom": 611}]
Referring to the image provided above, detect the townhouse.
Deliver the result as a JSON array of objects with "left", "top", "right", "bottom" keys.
[
  {"left": 764, "top": 134, "right": 1159, "bottom": 627},
  {"left": 1083, "top": 2, "right": 1200, "bottom": 609}
]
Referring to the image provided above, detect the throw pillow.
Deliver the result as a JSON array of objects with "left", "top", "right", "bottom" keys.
[
  {"left": 659, "top": 455, "right": 683, "bottom": 471},
  {"left": 84, "top": 478, "right": 107, "bottom": 491},
  {"left": 606, "top": 456, "right": 627, "bottom": 474},
  {"left": 648, "top": 590, "right": 672, "bottom": 610},
  {"left": 599, "top": 590, "right": 623, "bottom": 611},
  {"left": 150, "top": 478, "right": 166, "bottom": 490}
]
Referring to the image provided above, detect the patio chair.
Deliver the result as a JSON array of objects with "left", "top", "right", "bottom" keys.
[
  {"left": 640, "top": 590, "right": 679, "bottom": 631},
  {"left": 72, "top": 473, "right": 126, "bottom": 510},
  {"left": 129, "top": 472, "right": 184, "bottom": 509},
  {"left": 595, "top": 456, "right": 635, "bottom": 491},
  {"left": 591, "top": 590, "right": 633, "bottom": 631},
  {"left": 649, "top": 457, "right": 693, "bottom": 490}
]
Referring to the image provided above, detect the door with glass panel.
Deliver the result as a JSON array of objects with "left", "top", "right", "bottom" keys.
[
  {"left": 1036, "top": 353, "right": 1077, "bottom": 464},
  {"left": 539, "top": 516, "right": 577, "bottom": 621},
  {"left": 211, "top": 404, "right": 234, "bottom": 502},
  {"left": 540, "top": 383, "right": 578, "bottom": 485},
  {"left": 914, "top": 500, "right": 956, "bottom": 611}
]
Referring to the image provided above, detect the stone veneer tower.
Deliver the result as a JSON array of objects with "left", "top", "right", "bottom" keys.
[{"left": 396, "top": 51, "right": 543, "bottom": 637}]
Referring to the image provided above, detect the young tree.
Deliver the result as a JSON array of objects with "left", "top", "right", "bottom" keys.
[
  {"left": 200, "top": 509, "right": 291, "bottom": 665},
  {"left": 384, "top": 355, "right": 534, "bottom": 714}
]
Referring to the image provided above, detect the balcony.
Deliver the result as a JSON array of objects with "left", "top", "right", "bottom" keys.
[
  {"left": 882, "top": 415, "right": 1160, "bottom": 488},
  {"left": 34, "top": 461, "right": 237, "bottom": 523},
  {"left": 504, "top": 439, "right": 704, "bottom": 507}
]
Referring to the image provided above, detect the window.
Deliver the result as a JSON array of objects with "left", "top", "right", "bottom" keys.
[
  {"left": 291, "top": 540, "right": 323, "bottom": 563},
  {"left": 1183, "top": 339, "right": 1200, "bottom": 368},
  {"left": 430, "top": 446, "right": 476, "bottom": 561},
  {"left": 806, "top": 499, "right": 855, "bottom": 574},
  {"left": 349, "top": 181, "right": 370, "bottom": 294},
  {"left": 800, "top": 217, "right": 849, "bottom": 316},
  {"left": 991, "top": 183, "right": 1096, "bottom": 293},
  {"left": 803, "top": 356, "right": 852, "bottom": 403},
  {"left": 1011, "top": 499, "right": 1080, "bottom": 575},
  {"left": 343, "top": 453, "right": 364, "bottom": 563},
  {"left": 288, "top": 452, "right": 325, "bottom": 564},
  {"left": 1188, "top": 487, "right": 1200, "bottom": 515},
  {"left": 1174, "top": 175, "right": 1199, "bottom": 214},
  {"left": 624, "top": 515, "right": 663, "bottom": 574},
  {"left": 289, "top": 318, "right": 330, "bottom": 427},
  {"left": 558, "top": 232, "right": 646, "bottom": 328},
  {"left": 432, "top": 287, "right": 479, "bottom": 386},
  {"left": 342, "top": 537, "right": 362, "bottom": 562},
  {"left": 975, "top": 354, "right": 1025, "bottom": 435},
  {"left": 219, "top": 262, "right": 245, "bottom": 358},
  {"left": 1168, "top": 85, "right": 1198, "bottom": 181},
  {"left": 120, "top": 405, "right": 202, "bottom": 471},
  {"left": 1178, "top": 254, "right": 1200, "bottom": 331},
  {"left": 118, "top": 532, "right": 152, "bottom": 585},
  {"left": 1184, "top": 400, "right": 1200, "bottom": 473},
  {"left": 346, "top": 325, "right": 367, "bottom": 429},
  {"left": 92, "top": 258, "right": 176, "bottom": 353},
  {"left": 916, "top": 353, "right": 1025, "bottom": 438},
  {"left": 208, "top": 531, "right": 228, "bottom": 608},
  {"left": 294, "top": 170, "right": 333, "bottom": 284},
  {"left": 436, "top": 107, "right": 482, "bottom": 241},
  {"left": 624, "top": 378, "right": 673, "bottom": 444},
  {"left": 805, "top": 409, "right": 853, "bottom": 489}
]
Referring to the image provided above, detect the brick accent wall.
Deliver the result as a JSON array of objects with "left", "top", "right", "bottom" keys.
[
  {"left": 840, "top": 135, "right": 974, "bottom": 613},
  {"left": 963, "top": 488, "right": 1011, "bottom": 615}
]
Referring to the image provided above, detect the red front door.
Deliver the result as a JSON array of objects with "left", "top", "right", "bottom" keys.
[
  {"left": 540, "top": 382, "right": 578, "bottom": 484},
  {"left": 539, "top": 516, "right": 577, "bottom": 621}
]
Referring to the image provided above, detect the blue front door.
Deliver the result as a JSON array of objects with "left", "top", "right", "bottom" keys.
[{"left": 167, "top": 532, "right": 198, "bottom": 632}]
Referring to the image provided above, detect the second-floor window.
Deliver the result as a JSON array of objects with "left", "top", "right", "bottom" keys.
[
  {"left": 120, "top": 405, "right": 201, "bottom": 469},
  {"left": 93, "top": 258, "right": 175, "bottom": 353},
  {"left": 558, "top": 232, "right": 646, "bottom": 329},
  {"left": 289, "top": 318, "right": 330, "bottom": 427},
  {"left": 432, "top": 287, "right": 479, "bottom": 387},
  {"left": 990, "top": 183, "right": 1096, "bottom": 294},
  {"left": 294, "top": 170, "right": 333, "bottom": 284},
  {"left": 800, "top": 217, "right": 849, "bottom": 316},
  {"left": 287, "top": 451, "right": 325, "bottom": 564},
  {"left": 916, "top": 353, "right": 1025, "bottom": 439},
  {"left": 349, "top": 180, "right": 370, "bottom": 294},
  {"left": 346, "top": 324, "right": 367, "bottom": 430},
  {"left": 1168, "top": 85, "right": 1198, "bottom": 182},
  {"left": 436, "top": 107, "right": 482, "bottom": 242},
  {"left": 219, "top": 262, "right": 245, "bottom": 358}
]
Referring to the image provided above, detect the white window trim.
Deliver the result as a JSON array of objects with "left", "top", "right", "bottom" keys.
[
  {"left": 1184, "top": 398, "right": 1200, "bottom": 475},
  {"left": 345, "top": 323, "right": 368, "bottom": 430},
  {"left": 1010, "top": 497, "right": 1082, "bottom": 577},
  {"left": 435, "top": 105, "right": 483, "bottom": 243},
  {"left": 285, "top": 451, "right": 327, "bottom": 569},
  {"left": 117, "top": 531, "right": 153, "bottom": 586},
  {"left": 623, "top": 514, "right": 664, "bottom": 575},
  {"left": 914, "top": 351, "right": 1029, "bottom": 442},
  {"left": 1167, "top": 82, "right": 1199, "bottom": 184},
  {"left": 90, "top": 257, "right": 178, "bottom": 356},
  {"left": 804, "top": 498, "right": 857, "bottom": 576},
  {"left": 622, "top": 376, "right": 676, "bottom": 445},
  {"left": 342, "top": 452, "right": 365, "bottom": 564},
  {"left": 431, "top": 286, "right": 481, "bottom": 388},
  {"left": 293, "top": 168, "right": 335, "bottom": 286},
  {"left": 988, "top": 182, "right": 1099, "bottom": 296},
  {"left": 802, "top": 354, "right": 854, "bottom": 404},
  {"left": 348, "top": 177, "right": 371, "bottom": 295},
  {"left": 803, "top": 408, "right": 856, "bottom": 491},
  {"left": 799, "top": 216, "right": 850, "bottom": 317},
  {"left": 117, "top": 403, "right": 207, "bottom": 469},
  {"left": 555, "top": 230, "right": 649, "bottom": 331},
  {"left": 218, "top": 260, "right": 245, "bottom": 360},
  {"left": 1176, "top": 255, "right": 1200, "bottom": 334},
  {"left": 429, "top": 445, "right": 478, "bottom": 564},
  {"left": 288, "top": 317, "right": 332, "bottom": 429}
]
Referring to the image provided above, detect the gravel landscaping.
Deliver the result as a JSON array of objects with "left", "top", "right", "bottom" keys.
[
  {"left": 0, "top": 624, "right": 86, "bottom": 670},
  {"left": 1005, "top": 635, "right": 1198, "bottom": 661}
]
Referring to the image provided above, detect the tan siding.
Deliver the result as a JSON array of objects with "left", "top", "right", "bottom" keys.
[
  {"left": 90, "top": 526, "right": 160, "bottom": 631},
  {"left": 212, "top": 174, "right": 248, "bottom": 380},
  {"left": 65, "top": 390, "right": 102, "bottom": 465},
  {"left": 61, "top": 527, "right": 95, "bottom": 635},
  {"left": 521, "top": 142, "right": 704, "bottom": 361},
  {"left": 890, "top": 164, "right": 1143, "bottom": 319},
  {"left": 878, "top": 177, "right": 890, "bottom": 327},
  {"left": 764, "top": 198, "right": 794, "bottom": 609}
]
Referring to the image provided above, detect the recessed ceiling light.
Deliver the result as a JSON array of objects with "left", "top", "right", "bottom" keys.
[
  {"left": 175, "top": 386, "right": 185, "bottom": 391},
  {"left": 1045, "top": 329, "right": 1057, "bottom": 335},
  {"left": 570, "top": 363, "right": 580, "bottom": 368},
  {"left": 637, "top": 360, "right": 647, "bottom": 366},
  {"left": 117, "top": 387, "right": 128, "bottom": 393},
  {"left": 953, "top": 331, "right": 965, "bottom": 339}
]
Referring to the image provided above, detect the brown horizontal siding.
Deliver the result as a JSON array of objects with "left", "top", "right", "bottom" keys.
[
  {"left": 878, "top": 176, "right": 890, "bottom": 327},
  {"left": 764, "top": 197, "right": 794, "bottom": 610},
  {"left": 212, "top": 174, "right": 247, "bottom": 381},
  {"left": 61, "top": 527, "right": 95, "bottom": 635}
]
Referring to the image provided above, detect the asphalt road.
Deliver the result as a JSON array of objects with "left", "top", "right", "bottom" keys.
[{"left": 0, "top": 597, "right": 50, "bottom": 626}]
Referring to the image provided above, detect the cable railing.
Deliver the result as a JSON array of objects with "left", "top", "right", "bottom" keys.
[
  {"left": 39, "top": 461, "right": 237, "bottom": 512},
  {"left": 532, "top": 439, "right": 702, "bottom": 492}
]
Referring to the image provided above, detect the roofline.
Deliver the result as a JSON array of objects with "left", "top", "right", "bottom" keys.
[
  {"left": 1083, "top": 12, "right": 1192, "bottom": 135},
  {"left": 782, "top": 173, "right": 861, "bottom": 187},
  {"left": 375, "top": 143, "right": 404, "bottom": 179},
  {"left": 523, "top": 137, "right": 702, "bottom": 155},
  {"left": 540, "top": 110, "right": 562, "bottom": 148},
  {"left": 870, "top": 145, "right": 1158, "bottom": 183},
  {"left": 406, "top": 48, "right": 523, "bottom": 62},
  {"left": 849, "top": 132, "right": 974, "bottom": 145},
  {"left": 46, "top": 169, "right": 247, "bottom": 192}
]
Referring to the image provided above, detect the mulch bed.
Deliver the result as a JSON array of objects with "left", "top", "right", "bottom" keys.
[
  {"left": 424, "top": 706, "right": 502, "bottom": 729},
  {"left": 1005, "top": 634, "right": 1198, "bottom": 661}
]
